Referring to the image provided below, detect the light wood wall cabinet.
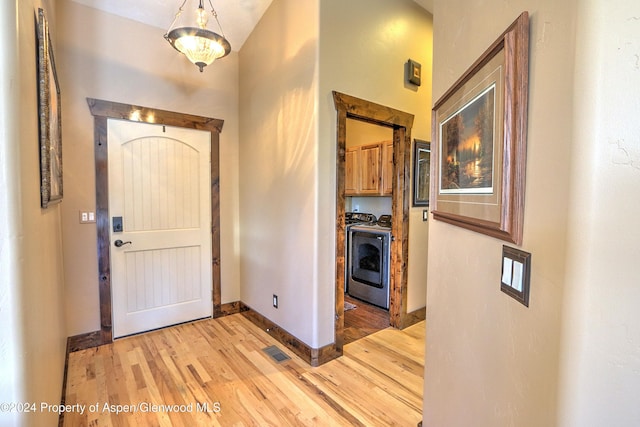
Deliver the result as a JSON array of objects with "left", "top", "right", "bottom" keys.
[
  {"left": 345, "top": 141, "right": 393, "bottom": 196},
  {"left": 345, "top": 148, "right": 359, "bottom": 194},
  {"left": 359, "top": 144, "right": 382, "bottom": 194},
  {"left": 382, "top": 141, "right": 393, "bottom": 195}
]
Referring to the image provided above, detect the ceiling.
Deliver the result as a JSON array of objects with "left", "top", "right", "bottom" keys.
[
  {"left": 69, "top": 0, "right": 433, "bottom": 52},
  {"left": 412, "top": 0, "right": 433, "bottom": 13},
  {"left": 69, "top": 0, "right": 275, "bottom": 51}
]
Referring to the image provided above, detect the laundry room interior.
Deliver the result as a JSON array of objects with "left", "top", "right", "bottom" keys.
[{"left": 343, "top": 116, "right": 426, "bottom": 343}]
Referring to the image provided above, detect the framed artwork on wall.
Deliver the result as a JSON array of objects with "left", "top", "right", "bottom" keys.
[
  {"left": 37, "top": 8, "right": 63, "bottom": 208},
  {"left": 431, "top": 12, "right": 529, "bottom": 245},
  {"left": 413, "top": 139, "right": 430, "bottom": 207}
]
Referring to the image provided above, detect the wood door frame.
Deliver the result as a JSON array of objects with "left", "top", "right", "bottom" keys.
[
  {"left": 88, "top": 98, "right": 223, "bottom": 344},
  {"left": 333, "top": 91, "right": 419, "bottom": 353}
]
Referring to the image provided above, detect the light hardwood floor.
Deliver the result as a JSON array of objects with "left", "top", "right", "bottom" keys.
[
  {"left": 343, "top": 295, "right": 391, "bottom": 344},
  {"left": 63, "top": 313, "right": 424, "bottom": 426}
]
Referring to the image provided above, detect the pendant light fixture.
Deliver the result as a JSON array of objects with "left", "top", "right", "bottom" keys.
[{"left": 164, "top": 0, "right": 231, "bottom": 72}]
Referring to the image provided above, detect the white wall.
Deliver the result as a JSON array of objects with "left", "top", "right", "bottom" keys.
[
  {"left": 426, "top": 1, "right": 571, "bottom": 426},
  {"left": 239, "top": 0, "right": 432, "bottom": 349},
  {"left": 424, "top": 0, "right": 637, "bottom": 425},
  {"left": 57, "top": 0, "right": 241, "bottom": 336},
  {"left": 0, "top": 5, "right": 23, "bottom": 426},
  {"left": 559, "top": 0, "right": 640, "bottom": 424},
  {"left": 0, "top": 1, "right": 67, "bottom": 426},
  {"left": 346, "top": 118, "right": 393, "bottom": 148},
  {"left": 239, "top": 0, "right": 321, "bottom": 346},
  {"left": 319, "top": 0, "right": 433, "bottom": 329},
  {"left": 347, "top": 197, "right": 393, "bottom": 219}
]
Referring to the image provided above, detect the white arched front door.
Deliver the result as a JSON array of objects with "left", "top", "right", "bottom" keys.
[{"left": 108, "top": 119, "right": 212, "bottom": 338}]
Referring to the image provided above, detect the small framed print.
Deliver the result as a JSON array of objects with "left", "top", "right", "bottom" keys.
[
  {"left": 408, "top": 59, "right": 421, "bottom": 86},
  {"left": 413, "top": 139, "right": 430, "bottom": 207}
]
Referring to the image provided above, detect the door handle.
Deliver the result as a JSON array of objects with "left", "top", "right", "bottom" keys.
[{"left": 114, "top": 239, "right": 132, "bottom": 247}]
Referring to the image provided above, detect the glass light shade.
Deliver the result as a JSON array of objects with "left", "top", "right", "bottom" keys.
[
  {"left": 164, "top": 0, "right": 231, "bottom": 73},
  {"left": 166, "top": 27, "right": 231, "bottom": 72},
  {"left": 196, "top": 7, "right": 209, "bottom": 27}
]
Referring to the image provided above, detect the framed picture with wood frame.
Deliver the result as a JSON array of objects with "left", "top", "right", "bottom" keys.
[
  {"left": 413, "top": 139, "right": 431, "bottom": 207},
  {"left": 37, "top": 8, "right": 63, "bottom": 208},
  {"left": 430, "top": 12, "right": 529, "bottom": 245}
]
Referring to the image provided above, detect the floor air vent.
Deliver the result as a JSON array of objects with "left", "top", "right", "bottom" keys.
[{"left": 263, "top": 345, "right": 291, "bottom": 363}]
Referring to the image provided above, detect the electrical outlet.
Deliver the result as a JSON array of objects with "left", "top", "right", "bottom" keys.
[{"left": 273, "top": 294, "right": 278, "bottom": 308}]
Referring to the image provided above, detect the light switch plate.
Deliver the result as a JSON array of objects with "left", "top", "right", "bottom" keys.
[
  {"left": 79, "top": 210, "right": 96, "bottom": 224},
  {"left": 501, "top": 245, "right": 531, "bottom": 306},
  {"left": 408, "top": 59, "right": 422, "bottom": 86}
]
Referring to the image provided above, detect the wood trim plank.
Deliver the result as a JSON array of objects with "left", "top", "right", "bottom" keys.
[
  {"left": 401, "top": 307, "right": 427, "bottom": 330},
  {"left": 93, "top": 115, "right": 113, "bottom": 344},
  {"left": 210, "top": 131, "right": 222, "bottom": 317},
  {"left": 241, "top": 306, "right": 340, "bottom": 367},
  {"left": 218, "top": 301, "right": 250, "bottom": 317},
  {"left": 67, "top": 331, "right": 104, "bottom": 353},
  {"left": 87, "top": 98, "right": 224, "bottom": 133},
  {"left": 334, "top": 107, "right": 347, "bottom": 355}
]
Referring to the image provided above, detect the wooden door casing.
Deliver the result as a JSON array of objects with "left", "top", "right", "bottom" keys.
[
  {"left": 333, "top": 91, "right": 424, "bottom": 360},
  {"left": 382, "top": 141, "right": 394, "bottom": 195},
  {"left": 88, "top": 98, "right": 223, "bottom": 345}
]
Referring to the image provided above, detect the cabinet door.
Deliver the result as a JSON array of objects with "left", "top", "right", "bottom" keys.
[
  {"left": 382, "top": 141, "right": 393, "bottom": 195},
  {"left": 345, "top": 147, "right": 359, "bottom": 195},
  {"left": 359, "top": 144, "right": 381, "bottom": 194}
]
